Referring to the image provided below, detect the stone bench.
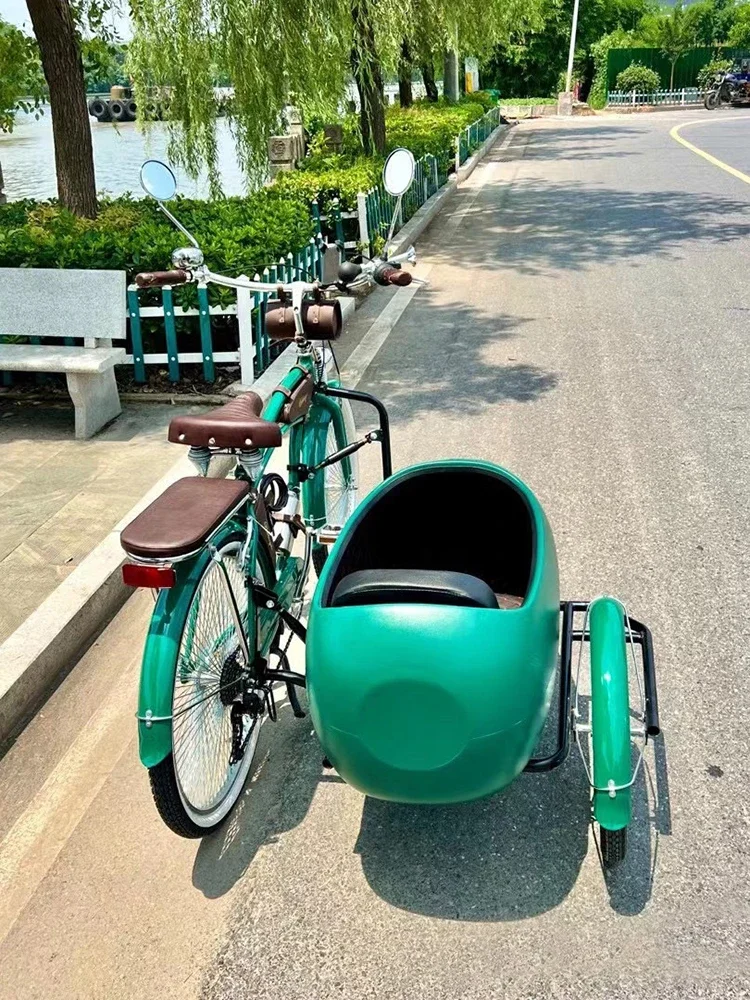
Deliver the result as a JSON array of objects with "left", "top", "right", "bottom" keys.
[{"left": 0, "top": 268, "right": 127, "bottom": 439}]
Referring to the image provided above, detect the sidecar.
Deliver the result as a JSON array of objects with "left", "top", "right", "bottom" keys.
[
  {"left": 307, "top": 460, "right": 562, "bottom": 803},
  {"left": 306, "top": 459, "right": 660, "bottom": 866}
]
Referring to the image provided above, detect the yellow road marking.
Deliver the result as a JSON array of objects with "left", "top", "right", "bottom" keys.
[{"left": 670, "top": 116, "right": 750, "bottom": 185}]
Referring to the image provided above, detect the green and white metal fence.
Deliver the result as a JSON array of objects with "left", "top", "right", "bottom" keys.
[
  {"left": 126, "top": 237, "right": 325, "bottom": 384},
  {"left": 456, "top": 106, "right": 502, "bottom": 169},
  {"left": 607, "top": 88, "right": 704, "bottom": 107}
]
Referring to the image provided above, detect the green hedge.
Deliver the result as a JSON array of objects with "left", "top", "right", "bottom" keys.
[
  {"left": 0, "top": 191, "right": 314, "bottom": 286},
  {"left": 276, "top": 99, "right": 487, "bottom": 212},
  {"left": 0, "top": 97, "right": 492, "bottom": 278},
  {"left": 498, "top": 97, "right": 557, "bottom": 105}
]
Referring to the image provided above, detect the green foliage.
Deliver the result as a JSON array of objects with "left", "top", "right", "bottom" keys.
[
  {"left": 639, "top": 2, "right": 694, "bottom": 87},
  {"left": 697, "top": 56, "right": 733, "bottom": 89},
  {"left": 729, "top": 4, "right": 750, "bottom": 46},
  {"left": 127, "top": 0, "right": 542, "bottom": 186},
  {"left": 589, "top": 27, "right": 634, "bottom": 106},
  {"left": 499, "top": 96, "right": 557, "bottom": 104},
  {"left": 0, "top": 191, "right": 314, "bottom": 288},
  {"left": 81, "top": 38, "right": 128, "bottom": 93},
  {"left": 614, "top": 60, "right": 661, "bottom": 91},
  {"left": 276, "top": 159, "right": 382, "bottom": 213},
  {"left": 466, "top": 89, "right": 499, "bottom": 110},
  {"left": 385, "top": 99, "right": 484, "bottom": 163},
  {"left": 481, "top": 0, "right": 657, "bottom": 100},
  {"left": 276, "top": 100, "right": 486, "bottom": 211},
  {"left": 0, "top": 18, "right": 45, "bottom": 133}
]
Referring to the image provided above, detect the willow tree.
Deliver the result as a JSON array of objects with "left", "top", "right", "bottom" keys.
[
  {"left": 129, "top": 0, "right": 542, "bottom": 185},
  {"left": 129, "top": 0, "right": 398, "bottom": 180}
]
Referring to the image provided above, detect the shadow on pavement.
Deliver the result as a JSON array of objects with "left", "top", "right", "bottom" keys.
[
  {"left": 518, "top": 123, "right": 649, "bottom": 161},
  {"left": 351, "top": 292, "right": 559, "bottom": 423},
  {"left": 191, "top": 696, "right": 321, "bottom": 899},
  {"left": 604, "top": 732, "right": 673, "bottom": 915},
  {"left": 430, "top": 174, "right": 750, "bottom": 278},
  {"left": 354, "top": 758, "right": 589, "bottom": 921}
]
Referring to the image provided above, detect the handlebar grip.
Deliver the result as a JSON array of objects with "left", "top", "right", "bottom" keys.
[
  {"left": 382, "top": 267, "right": 413, "bottom": 287},
  {"left": 135, "top": 269, "right": 190, "bottom": 288}
]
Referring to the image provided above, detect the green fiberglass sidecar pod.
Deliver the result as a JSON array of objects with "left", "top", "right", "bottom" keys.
[
  {"left": 306, "top": 460, "right": 661, "bottom": 868},
  {"left": 307, "top": 461, "right": 560, "bottom": 804}
]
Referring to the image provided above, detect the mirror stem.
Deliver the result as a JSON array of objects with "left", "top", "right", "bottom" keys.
[
  {"left": 156, "top": 201, "right": 200, "bottom": 249},
  {"left": 383, "top": 193, "right": 404, "bottom": 259}
]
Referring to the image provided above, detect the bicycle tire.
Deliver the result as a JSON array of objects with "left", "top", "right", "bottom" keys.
[
  {"left": 309, "top": 397, "right": 359, "bottom": 575},
  {"left": 147, "top": 535, "right": 261, "bottom": 838}
]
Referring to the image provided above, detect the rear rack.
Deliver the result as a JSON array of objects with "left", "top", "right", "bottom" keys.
[{"left": 524, "top": 600, "right": 660, "bottom": 774}]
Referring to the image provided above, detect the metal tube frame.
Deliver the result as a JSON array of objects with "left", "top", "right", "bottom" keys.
[
  {"left": 524, "top": 600, "right": 660, "bottom": 774},
  {"left": 315, "top": 384, "right": 393, "bottom": 480}
]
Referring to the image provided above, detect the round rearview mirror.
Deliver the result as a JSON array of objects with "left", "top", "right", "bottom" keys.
[
  {"left": 382, "top": 147, "right": 415, "bottom": 197},
  {"left": 140, "top": 159, "right": 177, "bottom": 202}
]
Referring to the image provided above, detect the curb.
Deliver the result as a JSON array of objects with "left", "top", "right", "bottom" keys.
[{"left": 0, "top": 128, "right": 509, "bottom": 750}]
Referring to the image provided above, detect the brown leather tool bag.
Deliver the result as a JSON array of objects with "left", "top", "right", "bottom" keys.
[
  {"left": 276, "top": 370, "right": 314, "bottom": 424},
  {"left": 264, "top": 297, "right": 342, "bottom": 341}
]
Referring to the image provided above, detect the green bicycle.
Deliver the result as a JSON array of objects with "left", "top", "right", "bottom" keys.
[{"left": 120, "top": 155, "right": 416, "bottom": 837}]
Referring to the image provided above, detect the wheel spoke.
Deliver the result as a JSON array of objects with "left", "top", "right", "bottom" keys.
[{"left": 170, "top": 543, "right": 258, "bottom": 821}]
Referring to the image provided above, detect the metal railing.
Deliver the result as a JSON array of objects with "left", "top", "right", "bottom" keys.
[
  {"left": 607, "top": 88, "right": 705, "bottom": 106},
  {"left": 456, "top": 106, "right": 501, "bottom": 168}
]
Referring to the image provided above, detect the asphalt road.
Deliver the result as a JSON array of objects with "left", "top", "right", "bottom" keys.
[{"left": 2, "top": 110, "right": 750, "bottom": 1000}]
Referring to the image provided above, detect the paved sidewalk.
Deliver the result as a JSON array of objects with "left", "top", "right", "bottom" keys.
[{"left": 0, "top": 396, "right": 205, "bottom": 643}]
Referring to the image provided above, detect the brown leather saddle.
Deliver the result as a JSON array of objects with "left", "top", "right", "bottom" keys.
[{"left": 168, "top": 391, "right": 282, "bottom": 449}]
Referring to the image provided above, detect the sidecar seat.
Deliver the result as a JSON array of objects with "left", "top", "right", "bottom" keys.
[{"left": 306, "top": 460, "right": 560, "bottom": 804}]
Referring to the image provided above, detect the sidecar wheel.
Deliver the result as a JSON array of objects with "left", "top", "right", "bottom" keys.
[{"left": 600, "top": 826, "right": 627, "bottom": 869}]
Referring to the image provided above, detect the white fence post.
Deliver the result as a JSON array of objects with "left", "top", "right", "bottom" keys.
[
  {"left": 357, "top": 191, "right": 369, "bottom": 249},
  {"left": 632, "top": 89, "right": 636, "bottom": 106},
  {"left": 681, "top": 88, "right": 685, "bottom": 105},
  {"left": 236, "top": 274, "right": 254, "bottom": 386}
]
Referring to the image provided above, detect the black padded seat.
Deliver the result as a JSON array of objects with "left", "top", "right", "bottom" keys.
[{"left": 330, "top": 569, "right": 500, "bottom": 610}]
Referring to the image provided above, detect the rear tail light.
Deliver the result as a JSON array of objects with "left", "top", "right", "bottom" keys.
[{"left": 122, "top": 563, "right": 176, "bottom": 589}]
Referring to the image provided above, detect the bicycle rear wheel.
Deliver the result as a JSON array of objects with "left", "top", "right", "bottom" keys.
[{"left": 149, "top": 537, "right": 261, "bottom": 838}]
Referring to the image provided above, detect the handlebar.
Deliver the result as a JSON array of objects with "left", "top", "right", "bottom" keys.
[
  {"left": 135, "top": 245, "right": 417, "bottom": 297},
  {"left": 376, "top": 266, "right": 413, "bottom": 287},
  {"left": 135, "top": 269, "right": 190, "bottom": 287}
]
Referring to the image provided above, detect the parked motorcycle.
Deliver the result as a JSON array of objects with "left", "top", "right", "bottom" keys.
[{"left": 704, "top": 64, "right": 750, "bottom": 109}]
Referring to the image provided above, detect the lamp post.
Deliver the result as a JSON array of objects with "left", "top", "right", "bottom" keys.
[{"left": 565, "top": 0, "right": 581, "bottom": 93}]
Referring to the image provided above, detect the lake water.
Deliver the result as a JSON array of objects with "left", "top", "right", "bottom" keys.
[{"left": 0, "top": 109, "right": 249, "bottom": 202}]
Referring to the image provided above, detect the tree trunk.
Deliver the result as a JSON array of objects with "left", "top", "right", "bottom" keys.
[
  {"left": 421, "top": 61, "right": 439, "bottom": 102},
  {"left": 351, "top": 0, "right": 386, "bottom": 155},
  {"left": 670, "top": 60, "right": 676, "bottom": 90},
  {"left": 26, "top": 0, "right": 97, "bottom": 218},
  {"left": 443, "top": 49, "right": 460, "bottom": 102},
  {"left": 398, "top": 40, "right": 413, "bottom": 108}
]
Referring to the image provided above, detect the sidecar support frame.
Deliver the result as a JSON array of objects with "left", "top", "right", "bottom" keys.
[{"left": 524, "top": 601, "right": 659, "bottom": 774}]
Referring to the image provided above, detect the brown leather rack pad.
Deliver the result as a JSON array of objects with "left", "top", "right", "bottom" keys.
[
  {"left": 121, "top": 477, "right": 250, "bottom": 559},
  {"left": 168, "top": 392, "right": 282, "bottom": 449}
]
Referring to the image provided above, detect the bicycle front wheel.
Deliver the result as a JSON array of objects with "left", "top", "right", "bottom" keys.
[{"left": 149, "top": 537, "right": 261, "bottom": 838}]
